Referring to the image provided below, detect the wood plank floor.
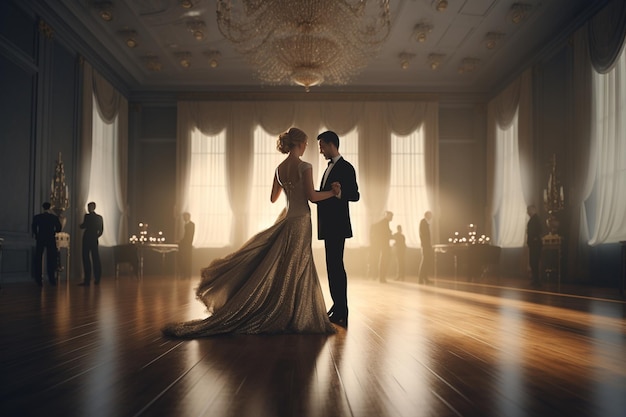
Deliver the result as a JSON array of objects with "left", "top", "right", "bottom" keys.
[{"left": 1, "top": 274, "right": 625, "bottom": 417}]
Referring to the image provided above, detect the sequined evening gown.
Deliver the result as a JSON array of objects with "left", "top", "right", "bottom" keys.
[{"left": 162, "top": 161, "right": 335, "bottom": 337}]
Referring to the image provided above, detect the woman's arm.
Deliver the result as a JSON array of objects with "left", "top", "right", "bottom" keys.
[
  {"left": 270, "top": 172, "right": 282, "bottom": 203},
  {"left": 303, "top": 166, "right": 336, "bottom": 202}
]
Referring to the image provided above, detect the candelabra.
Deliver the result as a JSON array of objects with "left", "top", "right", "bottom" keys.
[
  {"left": 543, "top": 154, "right": 565, "bottom": 235},
  {"left": 50, "top": 152, "right": 70, "bottom": 229},
  {"left": 447, "top": 224, "right": 491, "bottom": 245},
  {"left": 129, "top": 223, "right": 166, "bottom": 244}
]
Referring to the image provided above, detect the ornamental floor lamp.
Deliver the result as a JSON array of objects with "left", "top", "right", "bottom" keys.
[
  {"left": 543, "top": 154, "right": 565, "bottom": 237},
  {"left": 50, "top": 152, "right": 71, "bottom": 281}
]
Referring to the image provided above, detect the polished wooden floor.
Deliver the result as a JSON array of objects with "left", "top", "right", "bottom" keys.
[{"left": 1, "top": 273, "right": 625, "bottom": 417}]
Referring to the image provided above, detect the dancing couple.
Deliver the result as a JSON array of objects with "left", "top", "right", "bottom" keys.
[{"left": 162, "top": 129, "right": 359, "bottom": 337}]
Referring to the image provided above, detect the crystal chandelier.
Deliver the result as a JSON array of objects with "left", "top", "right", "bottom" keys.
[{"left": 217, "top": 0, "right": 391, "bottom": 91}]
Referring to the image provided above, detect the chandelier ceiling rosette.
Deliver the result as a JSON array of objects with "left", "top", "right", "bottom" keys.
[{"left": 217, "top": 0, "right": 391, "bottom": 91}]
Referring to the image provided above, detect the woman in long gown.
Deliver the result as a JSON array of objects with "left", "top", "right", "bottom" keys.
[{"left": 162, "top": 128, "right": 339, "bottom": 337}]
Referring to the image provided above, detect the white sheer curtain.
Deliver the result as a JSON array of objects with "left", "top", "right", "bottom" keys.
[
  {"left": 388, "top": 127, "right": 429, "bottom": 247},
  {"left": 583, "top": 49, "right": 626, "bottom": 245},
  {"left": 79, "top": 61, "right": 128, "bottom": 250},
  {"left": 248, "top": 126, "right": 287, "bottom": 237},
  {"left": 188, "top": 128, "right": 232, "bottom": 247},
  {"left": 177, "top": 98, "right": 438, "bottom": 248},
  {"left": 86, "top": 95, "right": 121, "bottom": 247},
  {"left": 486, "top": 69, "right": 533, "bottom": 246},
  {"left": 493, "top": 110, "right": 527, "bottom": 248}
]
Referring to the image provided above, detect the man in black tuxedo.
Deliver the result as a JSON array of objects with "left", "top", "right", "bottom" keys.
[
  {"left": 32, "top": 202, "right": 62, "bottom": 286},
  {"left": 78, "top": 202, "right": 104, "bottom": 286},
  {"left": 177, "top": 212, "right": 195, "bottom": 278},
  {"left": 316, "top": 131, "right": 360, "bottom": 327}
]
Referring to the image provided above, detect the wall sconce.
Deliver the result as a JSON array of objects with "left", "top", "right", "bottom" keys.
[
  {"left": 508, "top": 3, "right": 532, "bottom": 24},
  {"left": 142, "top": 55, "right": 162, "bottom": 72},
  {"left": 175, "top": 52, "right": 192, "bottom": 68},
  {"left": 179, "top": 0, "right": 194, "bottom": 8},
  {"left": 484, "top": 32, "right": 505, "bottom": 49},
  {"left": 458, "top": 57, "right": 480, "bottom": 74},
  {"left": 118, "top": 30, "right": 138, "bottom": 48},
  {"left": 433, "top": 0, "right": 448, "bottom": 12},
  {"left": 203, "top": 50, "right": 221, "bottom": 68},
  {"left": 428, "top": 53, "right": 445, "bottom": 70},
  {"left": 413, "top": 22, "right": 433, "bottom": 43},
  {"left": 186, "top": 21, "right": 206, "bottom": 41},
  {"left": 94, "top": 1, "right": 114, "bottom": 22},
  {"left": 398, "top": 52, "right": 416, "bottom": 70}
]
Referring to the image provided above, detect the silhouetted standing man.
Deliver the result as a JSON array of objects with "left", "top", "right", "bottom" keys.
[
  {"left": 392, "top": 224, "right": 406, "bottom": 281},
  {"left": 527, "top": 205, "right": 542, "bottom": 288},
  {"left": 370, "top": 211, "right": 394, "bottom": 283},
  {"left": 418, "top": 211, "right": 434, "bottom": 285},
  {"left": 79, "top": 202, "right": 103, "bottom": 286},
  {"left": 32, "top": 202, "right": 62, "bottom": 286},
  {"left": 178, "top": 212, "right": 195, "bottom": 278}
]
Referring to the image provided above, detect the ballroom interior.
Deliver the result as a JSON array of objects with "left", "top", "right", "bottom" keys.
[
  {"left": 1, "top": 0, "right": 624, "bottom": 293},
  {"left": 1, "top": 1, "right": 626, "bottom": 416}
]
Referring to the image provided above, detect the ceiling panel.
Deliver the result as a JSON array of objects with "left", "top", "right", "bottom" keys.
[{"left": 51, "top": 0, "right": 606, "bottom": 94}]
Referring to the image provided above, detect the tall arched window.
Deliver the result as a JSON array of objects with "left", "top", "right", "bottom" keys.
[
  {"left": 86, "top": 95, "right": 120, "bottom": 247},
  {"left": 585, "top": 49, "right": 626, "bottom": 244},
  {"left": 494, "top": 110, "right": 526, "bottom": 248},
  {"left": 188, "top": 128, "right": 232, "bottom": 247},
  {"left": 388, "top": 127, "right": 429, "bottom": 247},
  {"left": 247, "top": 126, "right": 286, "bottom": 237}
]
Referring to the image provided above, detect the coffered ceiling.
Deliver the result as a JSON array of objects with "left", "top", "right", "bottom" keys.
[{"left": 50, "top": 0, "right": 604, "bottom": 94}]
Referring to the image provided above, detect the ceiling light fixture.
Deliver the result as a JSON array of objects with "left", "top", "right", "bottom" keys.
[
  {"left": 94, "top": 1, "right": 114, "bottom": 22},
  {"left": 118, "top": 30, "right": 138, "bottom": 48},
  {"left": 508, "top": 3, "right": 532, "bottom": 24},
  {"left": 433, "top": 0, "right": 448, "bottom": 12},
  {"left": 179, "top": 0, "right": 194, "bottom": 8},
  {"left": 399, "top": 52, "right": 416, "bottom": 70},
  {"left": 413, "top": 22, "right": 433, "bottom": 43},
  {"left": 175, "top": 52, "right": 192, "bottom": 68},
  {"left": 428, "top": 53, "right": 445, "bottom": 70},
  {"left": 204, "top": 50, "right": 221, "bottom": 68},
  {"left": 187, "top": 21, "right": 206, "bottom": 41},
  {"left": 484, "top": 32, "right": 505, "bottom": 49},
  {"left": 216, "top": 0, "right": 391, "bottom": 91}
]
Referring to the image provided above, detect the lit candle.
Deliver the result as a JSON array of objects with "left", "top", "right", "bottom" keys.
[{"left": 560, "top": 186, "right": 564, "bottom": 201}]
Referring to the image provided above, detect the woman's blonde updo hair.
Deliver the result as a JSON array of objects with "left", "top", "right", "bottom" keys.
[{"left": 277, "top": 127, "right": 308, "bottom": 154}]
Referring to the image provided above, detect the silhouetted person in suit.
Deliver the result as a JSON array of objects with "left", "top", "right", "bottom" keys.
[
  {"left": 418, "top": 210, "right": 434, "bottom": 285},
  {"left": 392, "top": 224, "right": 406, "bottom": 281},
  {"left": 316, "top": 130, "right": 360, "bottom": 327},
  {"left": 79, "top": 202, "right": 103, "bottom": 286},
  {"left": 370, "top": 211, "right": 394, "bottom": 283},
  {"left": 178, "top": 212, "right": 195, "bottom": 278},
  {"left": 32, "top": 202, "right": 62, "bottom": 286},
  {"left": 526, "top": 205, "right": 543, "bottom": 288}
]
